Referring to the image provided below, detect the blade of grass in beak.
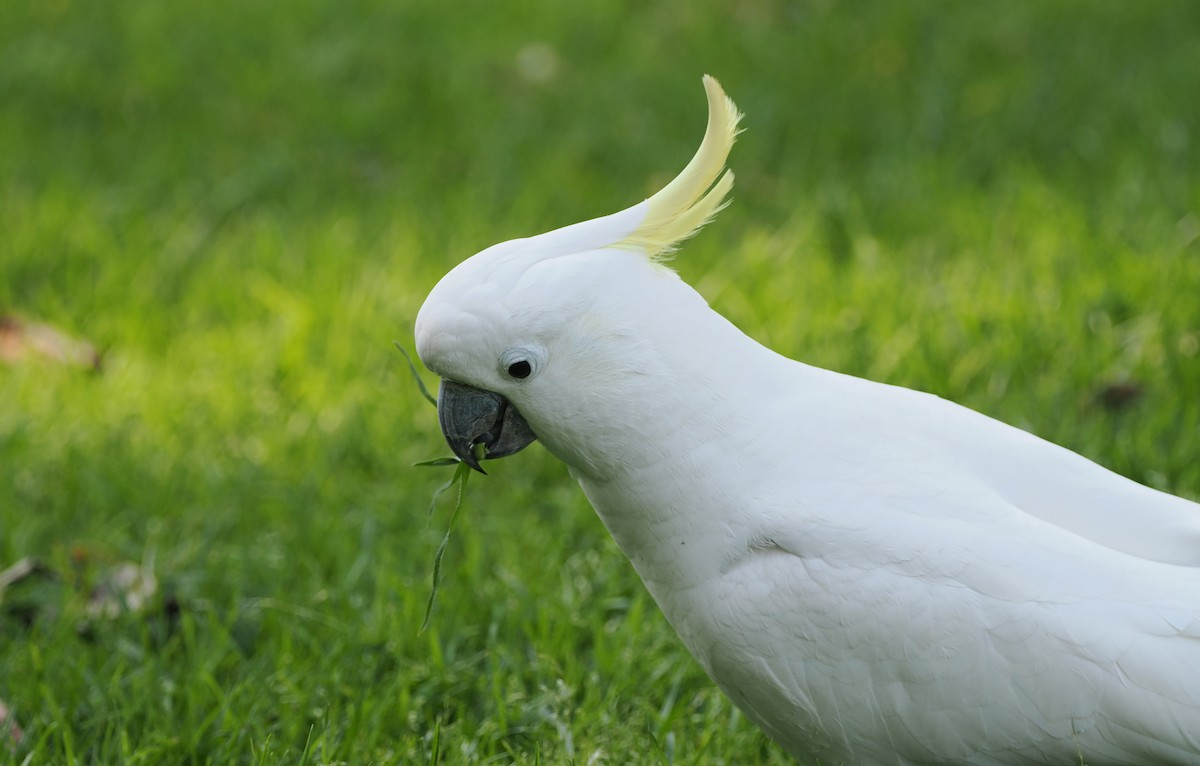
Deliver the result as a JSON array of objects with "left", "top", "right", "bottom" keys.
[
  {"left": 414, "top": 457, "right": 462, "bottom": 468},
  {"left": 394, "top": 341, "right": 437, "bottom": 407},
  {"left": 420, "top": 443, "right": 484, "bottom": 633}
]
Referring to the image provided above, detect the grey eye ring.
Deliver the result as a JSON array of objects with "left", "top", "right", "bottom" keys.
[{"left": 499, "top": 347, "right": 544, "bottom": 381}]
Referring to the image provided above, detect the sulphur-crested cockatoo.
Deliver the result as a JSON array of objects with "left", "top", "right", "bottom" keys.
[{"left": 414, "top": 76, "right": 1200, "bottom": 765}]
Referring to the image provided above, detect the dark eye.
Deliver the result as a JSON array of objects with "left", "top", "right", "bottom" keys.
[{"left": 507, "top": 360, "right": 532, "bottom": 379}]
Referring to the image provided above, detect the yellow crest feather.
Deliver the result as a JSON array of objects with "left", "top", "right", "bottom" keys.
[{"left": 617, "top": 75, "right": 743, "bottom": 259}]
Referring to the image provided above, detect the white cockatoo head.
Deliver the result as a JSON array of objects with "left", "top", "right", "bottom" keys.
[{"left": 415, "top": 76, "right": 742, "bottom": 479}]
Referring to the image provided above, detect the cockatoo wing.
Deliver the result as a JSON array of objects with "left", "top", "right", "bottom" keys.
[
  {"left": 823, "top": 372, "right": 1200, "bottom": 567},
  {"left": 700, "top": 520, "right": 1200, "bottom": 764},
  {"left": 669, "top": 373, "right": 1200, "bottom": 764}
]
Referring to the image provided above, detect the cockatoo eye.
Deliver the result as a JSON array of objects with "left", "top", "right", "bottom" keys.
[
  {"left": 507, "top": 360, "right": 532, "bottom": 379},
  {"left": 499, "top": 347, "right": 543, "bottom": 381}
]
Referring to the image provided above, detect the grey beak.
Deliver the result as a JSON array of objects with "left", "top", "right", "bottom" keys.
[{"left": 437, "top": 379, "right": 537, "bottom": 473}]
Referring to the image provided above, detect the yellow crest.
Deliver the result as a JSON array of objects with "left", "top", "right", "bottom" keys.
[{"left": 616, "top": 75, "right": 743, "bottom": 259}]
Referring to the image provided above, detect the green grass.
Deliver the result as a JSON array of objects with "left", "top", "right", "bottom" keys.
[{"left": 2, "top": 0, "right": 1198, "bottom": 763}]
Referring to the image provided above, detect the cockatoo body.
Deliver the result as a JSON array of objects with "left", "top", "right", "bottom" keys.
[{"left": 414, "top": 77, "right": 1200, "bottom": 765}]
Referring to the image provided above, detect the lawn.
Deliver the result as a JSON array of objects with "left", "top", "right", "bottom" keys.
[{"left": 1, "top": 1, "right": 1198, "bottom": 763}]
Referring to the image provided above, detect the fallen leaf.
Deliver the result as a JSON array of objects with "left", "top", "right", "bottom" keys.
[
  {"left": 0, "top": 557, "right": 52, "bottom": 593},
  {"left": 1096, "top": 380, "right": 1144, "bottom": 412},
  {"left": 0, "top": 557, "right": 61, "bottom": 629},
  {"left": 0, "top": 315, "right": 101, "bottom": 370},
  {"left": 0, "top": 699, "right": 22, "bottom": 746}
]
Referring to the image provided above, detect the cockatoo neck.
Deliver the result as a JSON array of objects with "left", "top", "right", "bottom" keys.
[{"left": 519, "top": 254, "right": 802, "bottom": 591}]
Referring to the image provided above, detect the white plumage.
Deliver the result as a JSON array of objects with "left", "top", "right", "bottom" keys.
[{"left": 415, "top": 76, "right": 1200, "bottom": 765}]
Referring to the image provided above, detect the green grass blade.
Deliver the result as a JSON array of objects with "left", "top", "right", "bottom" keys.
[
  {"left": 420, "top": 460, "right": 472, "bottom": 633},
  {"left": 413, "top": 457, "right": 461, "bottom": 468},
  {"left": 394, "top": 341, "right": 438, "bottom": 407}
]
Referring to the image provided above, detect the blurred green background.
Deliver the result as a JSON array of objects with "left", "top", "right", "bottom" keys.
[{"left": 1, "top": 0, "right": 1198, "bottom": 763}]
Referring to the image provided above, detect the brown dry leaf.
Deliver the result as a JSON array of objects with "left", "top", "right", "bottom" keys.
[
  {"left": 0, "top": 699, "right": 22, "bottom": 746},
  {"left": 0, "top": 557, "right": 60, "bottom": 628},
  {"left": 0, "top": 557, "right": 51, "bottom": 594},
  {"left": 1096, "top": 380, "right": 1145, "bottom": 412},
  {"left": 0, "top": 315, "right": 101, "bottom": 370}
]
